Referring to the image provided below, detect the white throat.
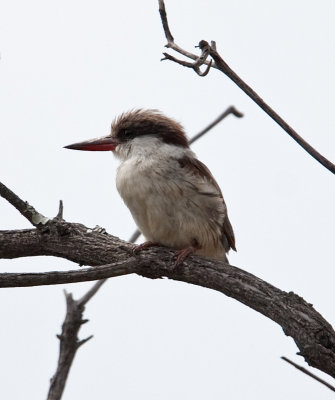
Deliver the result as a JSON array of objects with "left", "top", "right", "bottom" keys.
[{"left": 114, "top": 135, "right": 193, "bottom": 162}]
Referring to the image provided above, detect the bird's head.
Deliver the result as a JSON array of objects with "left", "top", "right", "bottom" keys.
[{"left": 64, "top": 109, "right": 189, "bottom": 160}]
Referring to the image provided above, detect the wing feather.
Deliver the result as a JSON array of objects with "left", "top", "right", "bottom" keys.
[{"left": 178, "top": 156, "right": 236, "bottom": 252}]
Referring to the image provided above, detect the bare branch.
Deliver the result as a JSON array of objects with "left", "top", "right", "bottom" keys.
[
  {"left": 55, "top": 200, "right": 64, "bottom": 220},
  {"left": 162, "top": 43, "right": 212, "bottom": 77},
  {"left": 48, "top": 292, "right": 88, "bottom": 400},
  {"left": 281, "top": 357, "right": 335, "bottom": 393},
  {"left": 77, "top": 279, "right": 107, "bottom": 307},
  {"left": 158, "top": 1, "right": 335, "bottom": 174},
  {"left": 205, "top": 41, "right": 335, "bottom": 175},
  {"left": 0, "top": 182, "right": 49, "bottom": 227},
  {"left": 0, "top": 258, "right": 137, "bottom": 287},
  {"left": 161, "top": 52, "right": 195, "bottom": 67},
  {"left": 128, "top": 229, "right": 141, "bottom": 244},
  {"left": 197, "top": 60, "right": 212, "bottom": 77},
  {"left": 46, "top": 211, "right": 142, "bottom": 399},
  {"left": 158, "top": 0, "right": 174, "bottom": 43},
  {"left": 189, "top": 106, "right": 243, "bottom": 145},
  {"left": 158, "top": 0, "right": 213, "bottom": 68},
  {"left": 77, "top": 335, "right": 93, "bottom": 348},
  {"left": 1, "top": 220, "right": 335, "bottom": 379}
]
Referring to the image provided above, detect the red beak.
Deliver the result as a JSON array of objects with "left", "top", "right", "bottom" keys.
[{"left": 64, "top": 136, "right": 120, "bottom": 151}]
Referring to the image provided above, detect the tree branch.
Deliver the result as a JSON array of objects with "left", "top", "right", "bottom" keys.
[
  {"left": 158, "top": 0, "right": 214, "bottom": 69},
  {"left": 76, "top": 279, "right": 107, "bottom": 307},
  {"left": 189, "top": 106, "right": 243, "bottom": 144},
  {"left": 1, "top": 220, "right": 335, "bottom": 379},
  {"left": 47, "top": 291, "right": 93, "bottom": 400},
  {"left": 158, "top": 0, "right": 335, "bottom": 175},
  {"left": 281, "top": 356, "right": 335, "bottom": 393},
  {"left": 0, "top": 182, "right": 49, "bottom": 226}
]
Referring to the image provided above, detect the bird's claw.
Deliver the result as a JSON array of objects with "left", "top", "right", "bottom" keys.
[
  {"left": 173, "top": 246, "right": 197, "bottom": 267},
  {"left": 86, "top": 225, "right": 107, "bottom": 234},
  {"left": 132, "top": 241, "right": 159, "bottom": 255}
]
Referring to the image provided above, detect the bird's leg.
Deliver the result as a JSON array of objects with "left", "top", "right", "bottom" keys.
[
  {"left": 174, "top": 239, "right": 200, "bottom": 267},
  {"left": 132, "top": 241, "right": 160, "bottom": 254}
]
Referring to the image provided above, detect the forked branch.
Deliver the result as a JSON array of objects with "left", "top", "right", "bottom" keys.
[
  {"left": 1, "top": 179, "right": 335, "bottom": 380},
  {"left": 1, "top": 217, "right": 335, "bottom": 380},
  {"left": 47, "top": 292, "right": 93, "bottom": 400},
  {"left": 158, "top": 0, "right": 335, "bottom": 175}
]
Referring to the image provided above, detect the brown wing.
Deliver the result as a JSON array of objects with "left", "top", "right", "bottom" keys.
[{"left": 178, "top": 156, "right": 236, "bottom": 252}]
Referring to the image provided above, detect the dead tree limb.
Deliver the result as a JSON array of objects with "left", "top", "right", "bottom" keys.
[
  {"left": 1, "top": 213, "right": 335, "bottom": 379},
  {"left": 47, "top": 292, "right": 93, "bottom": 400},
  {"left": 1, "top": 157, "right": 335, "bottom": 379},
  {"left": 158, "top": 0, "right": 335, "bottom": 175}
]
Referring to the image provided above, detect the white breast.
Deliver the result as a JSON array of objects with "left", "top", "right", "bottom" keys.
[{"left": 115, "top": 137, "right": 227, "bottom": 260}]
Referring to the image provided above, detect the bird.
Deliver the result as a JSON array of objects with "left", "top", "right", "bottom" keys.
[{"left": 64, "top": 109, "right": 236, "bottom": 265}]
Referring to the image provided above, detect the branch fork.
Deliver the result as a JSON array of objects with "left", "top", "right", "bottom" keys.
[
  {"left": 162, "top": 43, "right": 212, "bottom": 77},
  {"left": 158, "top": 0, "right": 335, "bottom": 174}
]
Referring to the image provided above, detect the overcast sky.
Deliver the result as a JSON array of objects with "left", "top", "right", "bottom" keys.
[{"left": 1, "top": 0, "right": 335, "bottom": 399}]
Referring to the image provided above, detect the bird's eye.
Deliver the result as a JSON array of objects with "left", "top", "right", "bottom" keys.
[{"left": 121, "top": 129, "right": 131, "bottom": 137}]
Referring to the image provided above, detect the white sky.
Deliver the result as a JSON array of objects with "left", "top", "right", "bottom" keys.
[{"left": 1, "top": 0, "right": 335, "bottom": 398}]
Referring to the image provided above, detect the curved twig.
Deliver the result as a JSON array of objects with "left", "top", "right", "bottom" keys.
[
  {"left": 189, "top": 106, "right": 243, "bottom": 144},
  {"left": 158, "top": 0, "right": 214, "bottom": 69},
  {"left": 162, "top": 41, "right": 212, "bottom": 77},
  {"left": 159, "top": 0, "right": 335, "bottom": 174}
]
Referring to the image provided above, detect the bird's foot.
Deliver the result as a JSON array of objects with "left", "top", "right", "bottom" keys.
[
  {"left": 174, "top": 243, "right": 199, "bottom": 267},
  {"left": 132, "top": 241, "right": 160, "bottom": 255},
  {"left": 87, "top": 225, "right": 107, "bottom": 234}
]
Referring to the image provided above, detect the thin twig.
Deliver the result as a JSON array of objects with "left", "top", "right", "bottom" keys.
[
  {"left": 189, "top": 106, "right": 243, "bottom": 144},
  {"left": 77, "top": 278, "right": 107, "bottom": 307},
  {"left": 205, "top": 41, "right": 335, "bottom": 175},
  {"left": 158, "top": 0, "right": 174, "bottom": 43},
  {"left": 158, "top": 0, "right": 214, "bottom": 68},
  {"left": 56, "top": 200, "right": 64, "bottom": 220},
  {"left": 162, "top": 53, "right": 212, "bottom": 77},
  {"left": 162, "top": 52, "right": 196, "bottom": 67},
  {"left": 128, "top": 229, "right": 141, "bottom": 244},
  {"left": 162, "top": 38, "right": 212, "bottom": 76},
  {"left": 77, "top": 335, "right": 93, "bottom": 348},
  {"left": 158, "top": 0, "right": 335, "bottom": 175},
  {"left": 0, "top": 182, "right": 49, "bottom": 226},
  {"left": 281, "top": 357, "right": 335, "bottom": 392}
]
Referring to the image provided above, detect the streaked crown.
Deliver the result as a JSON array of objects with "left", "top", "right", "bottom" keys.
[{"left": 111, "top": 109, "right": 189, "bottom": 148}]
